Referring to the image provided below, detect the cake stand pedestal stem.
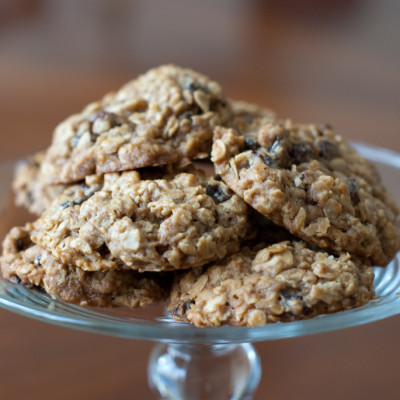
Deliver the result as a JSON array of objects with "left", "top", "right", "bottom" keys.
[{"left": 148, "top": 342, "right": 261, "bottom": 400}]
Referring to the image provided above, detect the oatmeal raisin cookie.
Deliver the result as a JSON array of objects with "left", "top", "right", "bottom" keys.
[
  {"left": 40, "top": 65, "right": 231, "bottom": 184},
  {"left": 1, "top": 224, "right": 171, "bottom": 308},
  {"left": 169, "top": 240, "right": 374, "bottom": 327},
  {"left": 13, "top": 152, "right": 67, "bottom": 216},
  {"left": 31, "top": 170, "right": 249, "bottom": 272},
  {"left": 212, "top": 120, "right": 399, "bottom": 266}
]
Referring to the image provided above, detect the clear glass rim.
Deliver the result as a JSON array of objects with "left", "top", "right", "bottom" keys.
[{"left": 0, "top": 280, "right": 397, "bottom": 344}]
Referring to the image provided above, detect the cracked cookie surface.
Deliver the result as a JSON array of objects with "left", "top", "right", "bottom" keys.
[
  {"left": 40, "top": 65, "right": 231, "bottom": 184},
  {"left": 31, "top": 170, "right": 249, "bottom": 272},
  {"left": 1, "top": 224, "right": 171, "bottom": 308},
  {"left": 212, "top": 120, "right": 400, "bottom": 266},
  {"left": 169, "top": 240, "right": 374, "bottom": 327}
]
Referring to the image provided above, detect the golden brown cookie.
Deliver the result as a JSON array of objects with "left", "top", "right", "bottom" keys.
[
  {"left": 212, "top": 120, "right": 400, "bottom": 266},
  {"left": 31, "top": 170, "right": 250, "bottom": 272},
  {"left": 40, "top": 65, "right": 231, "bottom": 184},
  {"left": 13, "top": 152, "right": 67, "bottom": 216},
  {"left": 1, "top": 224, "right": 171, "bottom": 308},
  {"left": 169, "top": 240, "right": 374, "bottom": 327},
  {"left": 228, "top": 99, "right": 276, "bottom": 134}
]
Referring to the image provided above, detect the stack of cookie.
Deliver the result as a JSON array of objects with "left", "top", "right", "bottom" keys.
[{"left": 1, "top": 65, "right": 399, "bottom": 327}]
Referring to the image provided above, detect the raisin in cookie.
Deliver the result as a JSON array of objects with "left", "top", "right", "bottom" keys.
[
  {"left": 169, "top": 240, "right": 374, "bottom": 327},
  {"left": 40, "top": 65, "right": 231, "bottom": 184},
  {"left": 31, "top": 170, "right": 249, "bottom": 272},
  {"left": 212, "top": 120, "right": 400, "bottom": 266},
  {"left": 13, "top": 152, "right": 67, "bottom": 216},
  {"left": 1, "top": 224, "right": 171, "bottom": 308}
]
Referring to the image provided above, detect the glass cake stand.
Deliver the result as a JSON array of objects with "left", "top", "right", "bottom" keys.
[{"left": 1, "top": 142, "right": 400, "bottom": 400}]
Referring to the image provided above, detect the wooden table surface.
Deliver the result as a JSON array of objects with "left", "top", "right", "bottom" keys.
[{"left": 0, "top": 1, "right": 399, "bottom": 399}]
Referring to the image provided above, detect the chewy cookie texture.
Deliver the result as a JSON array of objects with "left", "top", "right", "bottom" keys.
[
  {"left": 2, "top": 64, "right": 399, "bottom": 326},
  {"left": 169, "top": 240, "right": 374, "bottom": 327},
  {"left": 2, "top": 224, "right": 171, "bottom": 307},
  {"left": 212, "top": 120, "right": 399, "bottom": 266},
  {"left": 40, "top": 64, "right": 231, "bottom": 184},
  {"left": 31, "top": 170, "right": 249, "bottom": 272}
]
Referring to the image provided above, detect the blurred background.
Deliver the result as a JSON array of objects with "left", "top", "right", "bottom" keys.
[{"left": 0, "top": 1, "right": 399, "bottom": 399}]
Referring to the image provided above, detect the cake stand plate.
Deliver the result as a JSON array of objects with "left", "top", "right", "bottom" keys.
[{"left": 1, "top": 142, "right": 399, "bottom": 399}]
